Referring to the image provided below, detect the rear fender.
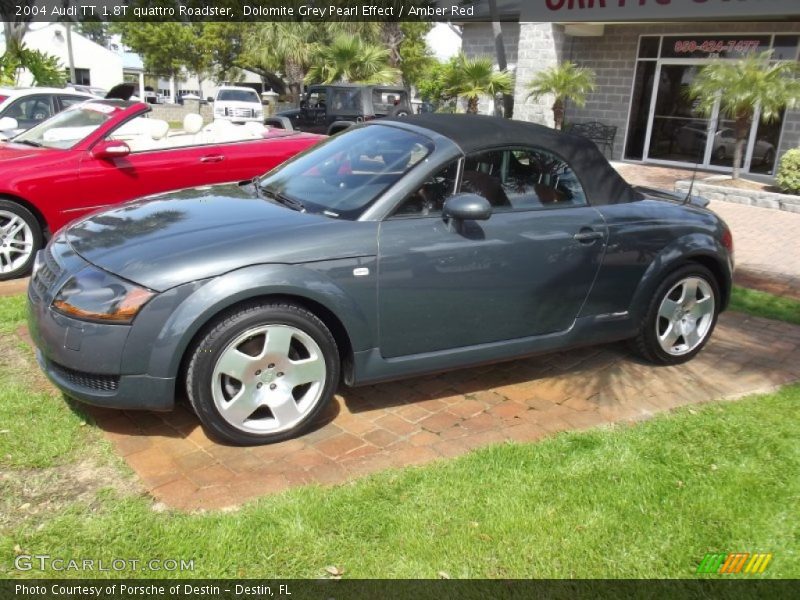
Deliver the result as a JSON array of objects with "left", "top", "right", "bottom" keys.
[{"left": 628, "top": 233, "right": 732, "bottom": 321}]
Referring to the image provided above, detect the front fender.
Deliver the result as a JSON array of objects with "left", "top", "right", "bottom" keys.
[
  {"left": 628, "top": 232, "right": 732, "bottom": 321},
  {"left": 142, "top": 263, "right": 373, "bottom": 380}
]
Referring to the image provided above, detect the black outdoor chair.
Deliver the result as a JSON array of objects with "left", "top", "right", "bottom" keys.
[{"left": 565, "top": 121, "right": 618, "bottom": 158}]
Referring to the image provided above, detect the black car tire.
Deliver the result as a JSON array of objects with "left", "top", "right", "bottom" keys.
[
  {"left": 0, "top": 199, "right": 43, "bottom": 281},
  {"left": 389, "top": 105, "right": 411, "bottom": 118},
  {"left": 631, "top": 264, "right": 720, "bottom": 365},
  {"left": 185, "top": 301, "right": 340, "bottom": 445}
]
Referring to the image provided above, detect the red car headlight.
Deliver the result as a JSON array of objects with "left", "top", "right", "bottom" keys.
[{"left": 52, "top": 267, "right": 154, "bottom": 324}]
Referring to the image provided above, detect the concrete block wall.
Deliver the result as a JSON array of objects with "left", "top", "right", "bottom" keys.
[
  {"left": 460, "top": 22, "right": 520, "bottom": 115},
  {"left": 512, "top": 23, "right": 567, "bottom": 127}
]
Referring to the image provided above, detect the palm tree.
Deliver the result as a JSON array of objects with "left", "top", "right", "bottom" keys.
[
  {"left": 687, "top": 50, "right": 800, "bottom": 179},
  {"left": 525, "top": 61, "right": 596, "bottom": 130},
  {"left": 443, "top": 54, "right": 514, "bottom": 114},
  {"left": 305, "top": 36, "right": 400, "bottom": 85}
]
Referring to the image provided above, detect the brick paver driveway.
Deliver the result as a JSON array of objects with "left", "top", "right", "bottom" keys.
[{"left": 71, "top": 312, "right": 800, "bottom": 511}]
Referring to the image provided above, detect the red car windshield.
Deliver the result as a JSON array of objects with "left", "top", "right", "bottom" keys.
[{"left": 13, "top": 102, "right": 119, "bottom": 149}]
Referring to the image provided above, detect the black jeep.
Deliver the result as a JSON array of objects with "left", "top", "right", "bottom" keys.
[{"left": 276, "top": 83, "right": 411, "bottom": 135}]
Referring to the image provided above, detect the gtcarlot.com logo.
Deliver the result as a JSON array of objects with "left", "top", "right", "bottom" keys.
[
  {"left": 697, "top": 552, "right": 773, "bottom": 574},
  {"left": 14, "top": 554, "right": 194, "bottom": 572}
]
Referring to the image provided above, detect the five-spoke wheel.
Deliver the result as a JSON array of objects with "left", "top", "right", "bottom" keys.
[
  {"left": 0, "top": 200, "right": 42, "bottom": 281},
  {"left": 632, "top": 264, "right": 720, "bottom": 365},
  {"left": 186, "top": 302, "right": 339, "bottom": 445}
]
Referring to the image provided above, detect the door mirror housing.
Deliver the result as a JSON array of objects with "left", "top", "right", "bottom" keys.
[
  {"left": 443, "top": 193, "right": 492, "bottom": 222},
  {"left": 91, "top": 140, "right": 131, "bottom": 160},
  {"left": 0, "top": 116, "right": 19, "bottom": 131}
]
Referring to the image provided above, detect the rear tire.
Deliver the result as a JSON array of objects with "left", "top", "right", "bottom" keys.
[
  {"left": 631, "top": 264, "right": 720, "bottom": 365},
  {"left": 185, "top": 301, "right": 340, "bottom": 445},
  {"left": 0, "top": 199, "right": 42, "bottom": 281}
]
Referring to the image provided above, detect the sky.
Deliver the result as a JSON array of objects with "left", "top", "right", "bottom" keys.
[{"left": 425, "top": 23, "right": 462, "bottom": 61}]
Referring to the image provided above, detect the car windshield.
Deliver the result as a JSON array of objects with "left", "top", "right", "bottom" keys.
[
  {"left": 217, "top": 89, "right": 259, "bottom": 102},
  {"left": 13, "top": 102, "right": 118, "bottom": 149},
  {"left": 258, "top": 125, "right": 433, "bottom": 220}
]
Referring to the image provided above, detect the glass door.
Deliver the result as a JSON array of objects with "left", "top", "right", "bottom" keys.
[{"left": 646, "top": 64, "right": 711, "bottom": 165}]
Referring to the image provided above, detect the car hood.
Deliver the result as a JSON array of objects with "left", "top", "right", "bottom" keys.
[
  {"left": 0, "top": 142, "right": 52, "bottom": 162},
  {"left": 64, "top": 183, "right": 377, "bottom": 291}
]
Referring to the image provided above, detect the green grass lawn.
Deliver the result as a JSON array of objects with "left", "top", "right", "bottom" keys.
[
  {"left": 1, "top": 289, "right": 798, "bottom": 578},
  {"left": 730, "top": 286, "right": 800, "bottom": 326}
]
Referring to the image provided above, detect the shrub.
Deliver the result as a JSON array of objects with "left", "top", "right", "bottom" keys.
[{"left": 776, "top": 148, "right": 800, "bottom": 195}]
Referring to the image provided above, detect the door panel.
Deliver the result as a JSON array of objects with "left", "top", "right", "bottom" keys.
[
  {"left": 377, "top": 207, "right": 607, "bottom": 358},
  {"left": 76, "top": 145, "right": 225, "bottom": 219}
]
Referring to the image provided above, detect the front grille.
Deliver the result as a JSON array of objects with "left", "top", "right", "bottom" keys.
[
  {"left": 31, "top": 246, "right": 63, "bottom": 300},
  {"left": 225, "top": 107, "right": 255, "bottom": 118},
  {"left": 49, "top": 361, "right": 120, "bottom": 392}
]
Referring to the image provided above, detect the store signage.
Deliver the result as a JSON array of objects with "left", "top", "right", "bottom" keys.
[{"left": 523, "top": 0, "right": 800, "bottom": 22}]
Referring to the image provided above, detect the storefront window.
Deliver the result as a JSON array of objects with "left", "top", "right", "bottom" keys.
[
  {"left": 772, "top": 36, "right": 799, "bottom": 60},
  {"left": 624, "top": 61, "right": 656, "bottom": 160},
  {"left": 638, "top": 36, "right": 660, "bottom": 59},
  {"left": 626, "top": 33, "right": 795, "bottom": 174},
  {"left": 749, "top": 111, "right": 784, "bottom": 175}
]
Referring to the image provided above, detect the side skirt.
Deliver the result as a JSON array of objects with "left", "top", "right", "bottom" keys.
[{"left": 349, "top": 315, "right": 639, "bottom": 386}]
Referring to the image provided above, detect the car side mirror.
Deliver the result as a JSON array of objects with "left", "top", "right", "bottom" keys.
[
  {"left": 91, "top": 140, "right": 131, "bottom": 160},
  {"left": 443, "top": 193, "right": 492, "bottom": 222},
  {"left": 0, "top": 116, "right": 19, "bottom": 131}
]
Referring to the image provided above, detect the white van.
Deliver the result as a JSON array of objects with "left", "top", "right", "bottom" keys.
[{"left": 213, "top": 86, "right": 263, "bottom": 123}]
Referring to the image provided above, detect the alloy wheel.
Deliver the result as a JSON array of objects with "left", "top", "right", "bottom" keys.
[
  {"left": 0, "top": 210, "right": 34, "bottom": 275},
  {"left": 655, "top": 276, "right": 715, "bottom": 356},
  {"left": 211, "top": 324, "right": 327, "bottom": 434}
]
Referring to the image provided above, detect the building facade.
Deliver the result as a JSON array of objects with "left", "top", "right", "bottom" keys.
[
  {"left": 1, "top": 23, "right": 123, "bottom": 91},
  {"left": 463, "top": 21, "right": 800, "bottom": 177}
]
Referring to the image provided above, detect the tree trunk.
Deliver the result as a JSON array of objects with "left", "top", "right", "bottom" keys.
[
  {"left": 552, "top": 98, "right": 565, "bottom": 130},
  {"left": 467, "top": 96, "right": 479, "bottom": 114},
  {"left": 732, "top": 113, "right": 751, "bottom": 180},
  {"left": 380, "top": 22, "right": 403, "bottom": 70}
]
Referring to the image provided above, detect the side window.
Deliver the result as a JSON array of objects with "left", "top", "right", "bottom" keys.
[
  {"left": 461, "top": 147, "right": 587, "bottom": 210},
  {"left": 507, "top": 149, "right": 587, "bottom": 207},
  {"left": 307, "top": 90, "right": 326, "bottom": 108},
  {"left": 391, "top": 161, "right": 459, "bottom": 218},
  {"left": 5, "top": 96, "right": 53, "bottom": 126},
  {"left": 58, "top": 95, "right": 88, "bottom": 110},
  {"left": 460, "top": 150, "right": 512, "bottom": 209}
]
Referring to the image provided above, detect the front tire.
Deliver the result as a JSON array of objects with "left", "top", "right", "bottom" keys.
[
  {"left": 632, "top": 264, "right": 720, "bottom": 365},
  {"left": 185, "top": 301, "right": 340, "bottom": 445},
  {"left": 0, "top": 200, "right": 42, "bottom": 281}
]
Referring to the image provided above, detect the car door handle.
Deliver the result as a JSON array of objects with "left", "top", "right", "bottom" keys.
[
  {"left": 573, "top": 229, "right": 604, "bottom": 243},
  {"left": 200, "top": 155, "right": 225, "bottom": 163}
]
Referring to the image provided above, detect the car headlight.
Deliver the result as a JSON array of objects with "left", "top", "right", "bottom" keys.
[{"left": 52, "top": 267, "right": 155, "bottom": 324}]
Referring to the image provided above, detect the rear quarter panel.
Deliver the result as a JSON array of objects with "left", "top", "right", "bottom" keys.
[{"left": 581, "top": 199, "right": 731, "bottom": 319}]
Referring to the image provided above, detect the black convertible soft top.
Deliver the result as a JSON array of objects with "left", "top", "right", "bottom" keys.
[{"left": 383, "top": 113, "right": 640, "bottom": 205}]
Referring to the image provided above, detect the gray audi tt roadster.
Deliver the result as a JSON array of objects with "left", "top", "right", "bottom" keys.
[{"left": 28, "top": 114, "right": 733, "bottom": 444}]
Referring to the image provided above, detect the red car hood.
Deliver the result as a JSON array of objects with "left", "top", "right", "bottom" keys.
[{"left": 0, "top": 142, "right": 53, "bottom": 162}]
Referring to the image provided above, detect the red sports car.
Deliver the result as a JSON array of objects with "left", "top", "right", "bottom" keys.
[{"left": 0, "top": 99, "right": 322, "bottom": 280}]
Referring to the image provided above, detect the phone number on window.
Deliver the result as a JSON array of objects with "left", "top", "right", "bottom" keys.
[{"left": 673, "top": 40, "right": 761, "bottom": 54}]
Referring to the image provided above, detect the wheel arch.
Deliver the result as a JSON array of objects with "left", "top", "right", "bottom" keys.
[
  {"left": 147, "top": 264, "right": 370, "bottom": 388},
  {"left": 177, "top": 292, "right": 355, "bottom": 382},
  {"left": 0, "top": 192, "right": 49, "bottom": 236},
  {"left": 628, "top": 233, "right": 732, "bottom": 320}
]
